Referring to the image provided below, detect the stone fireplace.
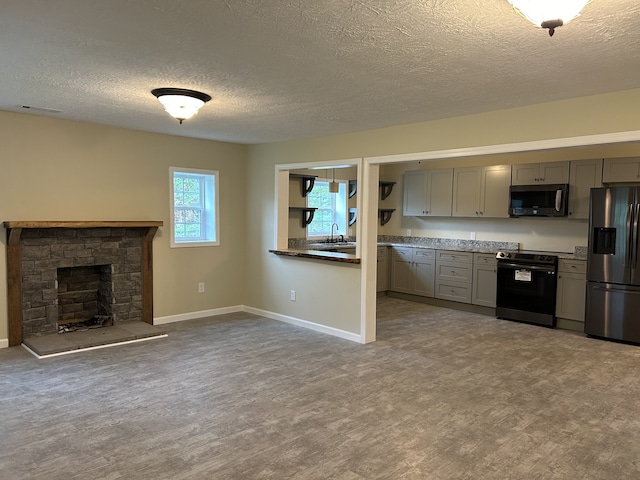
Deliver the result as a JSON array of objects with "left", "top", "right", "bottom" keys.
[{"left": 3, "top": 221, "right": 162, "bottom": 346}]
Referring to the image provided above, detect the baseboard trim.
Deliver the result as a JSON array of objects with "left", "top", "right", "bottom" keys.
[
  {"left": 243, "top": 306, "right": 363, "bottom": 343},
  {"left": 0, "top": 339, "right": 8, "bottom": 349},
  {"left": 154, "top": 306, "right": 244, "bottom": 325}
]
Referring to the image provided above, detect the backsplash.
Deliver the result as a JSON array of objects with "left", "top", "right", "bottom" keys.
[{"left": 378, "top": 235, "right": 519, "bottom": 251}]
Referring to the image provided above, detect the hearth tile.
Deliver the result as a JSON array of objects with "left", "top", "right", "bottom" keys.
[
  {"left": 23, "top": 334, "right": 79, "bottom": 356},
  {"left": 118, "top": 321, "right": 166, "bottom": 339}
]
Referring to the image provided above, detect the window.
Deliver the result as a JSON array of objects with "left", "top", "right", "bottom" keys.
[
  {"left": 306, "top": 179, "right": 348, "bottom": 238},
  {"left": 170, "top": 167, "right": 219, "bottom": 247}
]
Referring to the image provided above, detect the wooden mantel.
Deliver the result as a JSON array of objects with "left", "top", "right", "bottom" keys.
[
  {"left": 3, "top": 221, "right": 163, "bottom": 347},
  {"left": 3, "top": 221, "right": 163, "bottom": 229}
]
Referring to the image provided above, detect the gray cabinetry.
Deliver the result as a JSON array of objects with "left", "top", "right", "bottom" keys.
[
  {"left": 389, "top": 247, "right": 435, "bottom": 297},
  {"left": 452, "top": 165, "right": 510, "bottom": 218},
  {"left": 556, "top": 259, "right": 586, "bottom": 322},
  {"left": 402, "top": 169, "right": 453, "bottom": 216},
  {"left": 376, "top": 246, "right": 389, "bottom": 293},
  {"left": 435, "top": 250, "right": 473, "bottom": 304},
  {"left": 568, "top": 159, "right": 603, "bottom": 219},
  {"left": 602, "top": 157, "right": 640, "bottom": 183},
  {"left": 511, "top": 161, "right": 570, "bottom": 185},
  {"left": 472, "top": 253, "right": 497, "bottom": 308}
]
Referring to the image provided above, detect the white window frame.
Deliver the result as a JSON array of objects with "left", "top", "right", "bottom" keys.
[
  {"left": 170, "top": 167, "right": 219, "bottom": 248},
  {"left": 306, "top": 178, "right": 349, "bottom": 239}
]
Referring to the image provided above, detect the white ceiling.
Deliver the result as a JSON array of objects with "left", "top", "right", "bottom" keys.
[{"left": 2, "top": 1, "right": 639, "bottom": 144}]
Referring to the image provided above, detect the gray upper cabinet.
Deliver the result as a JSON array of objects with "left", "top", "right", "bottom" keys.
[
  {"left": 452, "top": 165, "right": 510, "bottom": 218},
  {"left": 568, "top": 159, "right": 603, "bottom": 219},
  {"left": 602, "top": 157, "right": 640, "bottom": 183},
  {"left": 511, "top": 161, "right": 570, "bottom": 185},
  {"left": 403, "top": 169, "right": 453, "bottom": 216}
]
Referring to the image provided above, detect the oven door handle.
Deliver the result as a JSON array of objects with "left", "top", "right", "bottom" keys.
[{"left": 497, "top": 262, "right": 556, "bottom": 272}]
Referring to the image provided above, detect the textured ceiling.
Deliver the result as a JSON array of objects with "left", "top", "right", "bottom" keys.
[{"left": 1, "top": 0, "right": 640, "bottom": 144}]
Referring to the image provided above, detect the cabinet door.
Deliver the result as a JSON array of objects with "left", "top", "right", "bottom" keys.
[
  {"left": 452, "top": 167, "right": 481, "bottom": 217},
  {"left": 413, "top": 259, "right": 435, "bottom": 297},
  {"left": 511, "top": 163, "right": 539, "bottom": 185},
  {"left": 480, "top": 165, "right": 511, "bottom": 218},
  {"left": 389, "top": 248, "right": 413, "bottom": 293},
  {"left": 568, "top": 159, "right": 603, "bottom": 219},
  {"left": 403, "top": 170, "right": 428, "bottom": 216},
  {"left": 556, "top": 272, "right": 586, "bottom": 321},
  {"left": 539, "top": 161, "right": 570, "bottom": 184},
  {"left": 602, "top": 157, "right": 640, "bottom": 183},
  {"left": 376, "top": 247, "right": 389, "bottom": 292},
  {"left": 472, "top": 265, "right": 497, "bottom": 307},
  {"left": 426, "top": 169, "right": 453, "bottom": 216}
]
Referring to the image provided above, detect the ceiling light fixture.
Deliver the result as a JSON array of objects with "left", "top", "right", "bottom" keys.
[
  {"left": 507, "top": 0, "right": 591, "bottom": 36},
  {"left": 151, "top": 88, "right": 211, "bottom": 124}
]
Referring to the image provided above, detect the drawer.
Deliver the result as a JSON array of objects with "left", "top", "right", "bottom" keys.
[
  {"left": 435, "top": 281, "right": 472, "bottom": 304},
  {"left": 436, "top": 250, "right": 473, "bottom": 264},
  {"left": 377, "top": 246, "right": 388, "bottom": 261},
  {"left": 413, "top": 248, "right": 435, "bottom": 262},
  {"left": 474, "top": 253, "right": 497, "bottom": 266},
  {"left": 558, "top": 259, "right": 586, "bottom": 274},
  {"left": 392, "top": 247, "right": 412, "bottom": 260},
  {"left": 436, "top": 262, "right": 473, "bottom": 284}
]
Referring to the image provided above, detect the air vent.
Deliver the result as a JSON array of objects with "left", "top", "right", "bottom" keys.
[{"left": 21, "top": 105, "right": 63, "bottom": 113}]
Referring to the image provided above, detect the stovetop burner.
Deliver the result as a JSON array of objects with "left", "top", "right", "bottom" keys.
[{"left": 496, "top": 250, "right": 560, "bottom": 266}]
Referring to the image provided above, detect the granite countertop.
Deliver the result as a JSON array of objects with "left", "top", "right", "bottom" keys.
[{"left": 279, "top": 237, "right": 588, "bottom": 263}]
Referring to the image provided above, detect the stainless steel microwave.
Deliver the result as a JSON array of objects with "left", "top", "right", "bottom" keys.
[{"left": 509, "top": 184, "right": 569, "bottom": 217}]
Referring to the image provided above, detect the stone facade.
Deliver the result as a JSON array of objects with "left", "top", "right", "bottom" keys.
[{"left": 20, "top": 228, "right": 143, "bottom": 337}]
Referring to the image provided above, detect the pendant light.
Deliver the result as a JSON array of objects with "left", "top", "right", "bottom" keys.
[
  {"left": 329, "top": 168, "right": 339, "bottom": 193},
  {"left": 507, "top": 0, "right": 591, "bottom": 36},
  {"left": 151, "top": 88, "right": 211, "bottom": 124}
]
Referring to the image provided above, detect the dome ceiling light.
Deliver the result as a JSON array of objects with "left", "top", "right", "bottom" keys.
[
  {"left": 507, "top": 0, "right": 591, "bottom": 36},
  {"left": 151, "top": 88, "right": 211, "bottom": 124}
]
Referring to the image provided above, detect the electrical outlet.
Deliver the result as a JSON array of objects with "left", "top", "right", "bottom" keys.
[
  {"left": 407, "top": 229, "right": 411, "bottom": 237},
  {"left": 198, "top": 282, "right": 205, "bottom": 293},
  {"left": 348, "top": 228, "right": 353, "bottom": 236},
  {"left": 290, "top": 290, "right": 296, "bottom": 301},
  {"left": 470, "top": 232, "right": 476, "bottom": 240}
]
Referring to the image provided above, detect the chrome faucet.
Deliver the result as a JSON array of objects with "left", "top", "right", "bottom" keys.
[{"left": 330, "top": 223, "right": 339, "bottom": 243}]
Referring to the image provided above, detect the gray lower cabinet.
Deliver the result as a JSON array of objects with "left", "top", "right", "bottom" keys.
[
  {"left": 556, "top": 259, "right": 586, "bottom": 322},
  {"left": 389, "top": 247, "right": 435, "bottom": 297},
  {"left": 472, "top": 253, "right": 497, "bottom": 307},
  {"left": 435, "top": 250, "right": 473, "bottom": 303},
  {"left": 376, "top": 246, "right": 389, "bottom": 292}
]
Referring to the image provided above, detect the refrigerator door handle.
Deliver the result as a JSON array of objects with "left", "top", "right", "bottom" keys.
[
  {"left": 627, "top": 203, "right": 634, "bottom": 267},
  {"left": 634, "top": 203, "right": 640, "bottom": 269},
  {"left": 592, "top": 285, "right": 640, "bottom": 295}
]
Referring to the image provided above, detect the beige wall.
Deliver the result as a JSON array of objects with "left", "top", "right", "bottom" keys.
[
  {"left": 246, "top": 88, "right": 640, "bottom": 336},
  {"left": 0, "top": 111, "right": 247, "bottom": 341},
  {"left": 3, "top": 87, "right": 640, "bottom": 343}
]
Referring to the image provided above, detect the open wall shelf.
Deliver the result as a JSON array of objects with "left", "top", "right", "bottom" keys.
[
  {"left": 347, "top": 180, "right": 396, "bottom": 200},
  {"left": 290, "top": 174, "right": 318, "bottom": 197},
  {"left": 289, "top": 207, "right": 318, "bottom": 227}
]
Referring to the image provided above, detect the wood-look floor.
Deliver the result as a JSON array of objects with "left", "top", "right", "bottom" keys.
[{"left": 1, "top": 297, "right": 639, "bottom": 479}]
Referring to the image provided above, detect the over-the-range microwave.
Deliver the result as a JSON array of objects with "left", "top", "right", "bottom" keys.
[{"left": 509, "top": 184, "right": 569, "bottom": 217}]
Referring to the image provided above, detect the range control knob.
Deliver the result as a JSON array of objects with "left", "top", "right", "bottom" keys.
[{"left": 539, "top": 255, "right": 545, "bottom": 261}]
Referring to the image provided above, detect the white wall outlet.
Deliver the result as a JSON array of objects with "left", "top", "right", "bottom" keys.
[
  {"left": 407, "top": 229, "right": 411, "bottom": 237},
  {"left": 348, "top": 228, "right": 353, "bottom": 236},
  {"left": 290, "top": 290, "right": 296, "bottom": 301},
  {"left": 198, "top": 282, "right": 205, "bottom": 293},
  {"left": 470, "top": 232, "right": 476, "bottom": 240}
]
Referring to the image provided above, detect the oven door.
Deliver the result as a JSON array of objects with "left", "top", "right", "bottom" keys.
[{"left": 496, "top": 261, "right": 558, "bottom": 325}]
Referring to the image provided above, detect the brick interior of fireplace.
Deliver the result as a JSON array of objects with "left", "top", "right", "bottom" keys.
[{"left": 57, "top": 265, "right": 114, "bottom": 326}]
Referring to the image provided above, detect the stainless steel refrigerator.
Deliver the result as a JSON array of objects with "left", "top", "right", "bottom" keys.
[{"left": 586, "top": 186, "right": 640, "bottom": 343}]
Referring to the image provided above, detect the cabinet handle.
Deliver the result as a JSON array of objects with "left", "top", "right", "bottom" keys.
[{"left": 475, "top": 211, "right": 478, "bottom": 215}]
